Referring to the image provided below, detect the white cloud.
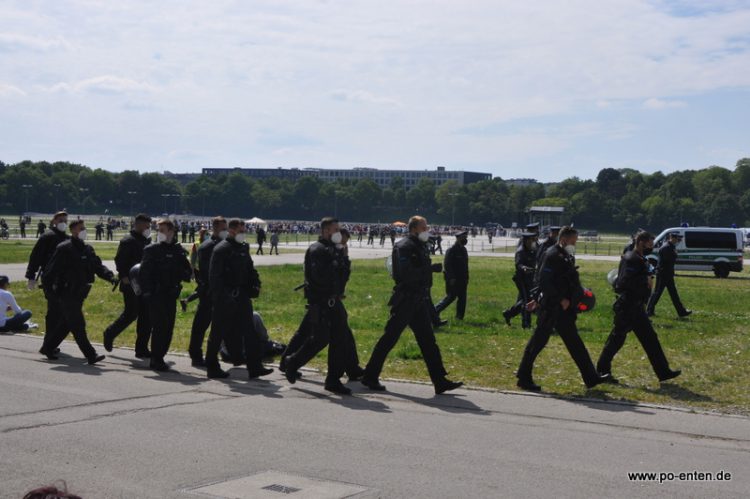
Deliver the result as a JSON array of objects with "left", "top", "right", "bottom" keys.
[
  {"left": 43, "top": 76, "right": 158, "bottom": 94},
  {"left": 330, "top": 89, "right": 400, "bottom": 106},
  {"left": 0, "top": 33, "right": 70, "bottom": 52},
  {"left": 0, "top": 83, "right": 25, "bottom": 97},
  {"left": 643, "top": 98, "right": 688, "bottom": 109}
]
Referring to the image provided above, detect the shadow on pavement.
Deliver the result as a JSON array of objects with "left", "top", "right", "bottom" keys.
[
  {"left": 644, "top": 383, "right": 714, "bottom": 403},
  {"left": 292, "top": 380, "right": 393, "bottom": 413}
]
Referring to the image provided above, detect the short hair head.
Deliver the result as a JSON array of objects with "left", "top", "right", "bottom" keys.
[
  {"left": 69, "top": 220, "right": 84, "bottom": 231},
  {"left": 320, "top": 217, "right": 339, "bottom": 232},
  {"left": 635, "top": 231, "right": 654, "bottom": 245},
  {"left": 408, "top": 216, "right": 427, "bottom": 232},
  {"left": 134, "top": 213, "right": 151, "bottom": 224},
  {"left": 558, "top": 226, "right": 578, "bottom": 240},
  {"left": 157, "top": 219, "right": 175, "bottom": 232},
  {"left": 212, "top": 216, "right": 227, "bottom": 230},
  {"left": 227, "top": 218, "right": 244, "bottom": 230}
]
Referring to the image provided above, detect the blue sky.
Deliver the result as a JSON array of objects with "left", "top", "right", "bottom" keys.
[{"left": 1, "top": 0, "right": 749, "bottom": 182}]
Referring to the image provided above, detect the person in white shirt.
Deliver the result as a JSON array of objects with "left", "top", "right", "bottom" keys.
[{"left": 0, "top": 276, "right": 35, "bottom": 332}]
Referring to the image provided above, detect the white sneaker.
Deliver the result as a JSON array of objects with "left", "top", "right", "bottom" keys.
[{"left": 26, "top": 322, "right": 39, "bottom": 329}]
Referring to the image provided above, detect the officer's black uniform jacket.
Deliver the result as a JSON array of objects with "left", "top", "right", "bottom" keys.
[
  {"left": 538, "top": 244, "right": 583, "bottom": 309},
  {"left": 197, "top": 236, "right": 222, "bottom": 293},
  {"left": 515, "top": 245, "right": 536, "bottom": 278},
  {"left": 303, "top": 238, "right": 346, "bottom": 304},
  {"left": 114, "top": 230, "right": 150, "bottom": 280},
  {"left": 44, "top": 237, "right": 113, "bottom": 297},
  {"left": 535, "top": 237, "right": 556, "bottom": 265},
  {"left": 140, "top": 240, "right": 192, "bottom": 298},
  {"left": 444, "top": 242, "right": 469, "bottom": 283},
  {"left": 655, "top": 242, "right": 678, "bottom": 276},
  {"left": 390, "top": 234, "right": 438, "bottom": 303},
  {"left": 25, "top": 227, "right": 69, "bottom": 283},
  {"left": 615, "top": 250, "right": 652, "bottom": 305},
  {"left": 209, "top": 237, "right": 260, "bottom": 302}
]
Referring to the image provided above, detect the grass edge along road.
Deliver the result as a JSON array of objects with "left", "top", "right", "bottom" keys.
[{"left": 4, "top": 255, "right": 749, "bottom": 416}]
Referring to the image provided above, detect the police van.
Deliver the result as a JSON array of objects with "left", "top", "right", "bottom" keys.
[{"left": 649, "top": 227, "right": 745, "bottom": 278}]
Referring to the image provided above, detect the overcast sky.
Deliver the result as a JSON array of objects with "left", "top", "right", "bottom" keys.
[{"left": 1, "top": 0, "right": 749, "bottom": 182}]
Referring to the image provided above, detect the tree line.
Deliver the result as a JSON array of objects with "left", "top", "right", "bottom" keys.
[{"left": 1, "top": 158, "right": 748, "bottom": 231}]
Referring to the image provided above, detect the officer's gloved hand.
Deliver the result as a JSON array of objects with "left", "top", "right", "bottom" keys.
[
  {"left": 27, "top": 279, "right": 37, "bottom": 291},
  {"left": 250, "top": 286, "right": 261, "bottom": 299},
  {"left": 431, "top": 263, "right": 442, "bottom": 273}
]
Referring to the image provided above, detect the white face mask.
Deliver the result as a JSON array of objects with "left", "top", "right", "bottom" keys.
[
  {"left": 331, "top": 231, "right": 343, "bottom": 244},
  {"left": 142, "top": 229, "right": 151, "bottom": 239},
  {"left": 218, "top": 230, "right": 228, "bottom": 240},
  {"left": 56, "top": 222, "right": 67, "bottom": 232},
  {"left": 418, "top": 231, "right": 430, "bottom": 242},
  {"left": 564, "top": 244, "right": 576, "bottom": 255},
  {"left": 77, "top": 230, "right": 88, "bottom": 241},
  {"left": 235, "top": 232, "right": 246, "bottom": 244},
  {"left": 157, "top": 232, "right": 168, "bottom": 243}
]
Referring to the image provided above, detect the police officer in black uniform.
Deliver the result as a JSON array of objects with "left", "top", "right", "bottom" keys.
[
  {"left": 361, "top": 216, "right": 463, "bottom": 395},
  {"left": 139, "top": 219, "right": 193, "bottom": 372},
  {"left": 282, "top": 217, "right": 352, "bottom": 394},
  {"left": 25, "top": 211, "right": 69, "bottom": 351},
  {"left": 646, "top": 232, "right": 691, "bottom": 317},
  {"left": 435, "top": 230, "right": 469, "bottom": 321},
  {"left": 536, "top": 226, "right": 560, "bottom": 265},
  {"left": 516, "top": 226, "right": 610, "bottom": 392},
  {"left": 103, "top": 213, "right": 152, "bottom": 358},
  {"left": 280, "top": 226, "right": 365, "bottom": 385},
  {"left": 40, "top": 220, "right": 115, "bottom": 363},
  {"left": 597, "top": 231, "right": 682, "bottom": 383},
  {"left": 205, "top": 219, "right": 273, "bottom": 379},
  {"left": 503, "top": 232, "right": 537, "bottom": 328},
  {"left": 188, "top": 216, "right": 227, "bottom": 367}
]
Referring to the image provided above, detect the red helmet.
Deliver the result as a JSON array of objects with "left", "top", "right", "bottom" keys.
[{"left": 577, "top": 287, "right": 596, "bottom": 312}]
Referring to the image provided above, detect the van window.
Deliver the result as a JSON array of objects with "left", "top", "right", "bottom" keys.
[{"left": 684, "top": 231, "right": 737, "bottom": 249}]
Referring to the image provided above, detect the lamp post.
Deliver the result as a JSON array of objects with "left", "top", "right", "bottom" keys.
[
  {"left": 127, "top": 191, "right": 137, "bottom": 214},
  {"left": 21, "top": 184, "right": 33, "bottom": 213},
  {"left": 53, "top": 183, "right": 61, "bottom": 211},
  {"left": 448, "top": 192, "right": 458, "bottom": 226},
  {"left": 79, "top": 188, "right": 89, "bottom": 214},
  {"left": 161, "top": 193, "right": 170, "bottom": 214}
]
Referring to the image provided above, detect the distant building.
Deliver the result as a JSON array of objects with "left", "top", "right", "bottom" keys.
[
  {"left": 201, "top": 166, "right": 491, "bottom": 190},
  {"left": 527, "top": 206, "right": 565, "bottom": 227},
  {"left": 505, "top": 178, "right": 538, "bottom": 187}
]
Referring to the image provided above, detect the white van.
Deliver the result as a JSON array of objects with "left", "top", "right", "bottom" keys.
[{"left": 649, "top": 227, "right": 744, "bottom": 278}]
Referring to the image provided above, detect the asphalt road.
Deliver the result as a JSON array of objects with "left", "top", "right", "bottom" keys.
[{"left": 1, "top": 334, "right": 748, "bottom": 498}]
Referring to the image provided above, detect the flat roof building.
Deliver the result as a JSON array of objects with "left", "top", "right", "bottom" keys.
[{"left": 201, "top": 166, "right": 492, "bottom": 190}]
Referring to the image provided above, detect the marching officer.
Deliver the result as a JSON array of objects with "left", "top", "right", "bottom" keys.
[
  {"left": 597, "top": 231, "right": 682, "bottom": 383},
  {"left": 516, "top": 226, "right": 610, "bottom": 392},
  {"left": 646, "top": 232, "right": 691, "bottom": 317},
  {"left": 25, "top": 211, "right": 69, "bottom": 348},
  {"left": 434, "top": 230, "right": 469, "bottom": 321},
  {"left": 205, "top": 219, "right": 273, "bottom": 379},
  {"left": 139, "top": 219, "right": 193, "bottom": 372},
  {"left": 361, "top": 216, "right": 463, "bottom": 394},
  {"left": 503, "top": 232, "right": 537, "bottom": 328},
  {"left": 40, "top": 220, "right": 115, "bottom": 364},
  {"left": 281, "top": 217, "right": 352, "bottom": 394},
  {"left": 103, "top": 213, "right": 152, "bottom": 358},
  {"left": 188, "top": 216, "right": 227, "bottom": 367}
]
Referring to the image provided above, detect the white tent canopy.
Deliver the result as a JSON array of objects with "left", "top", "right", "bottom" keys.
[{"left": 245, "top": 217, "right": 266, "bottom": 225}]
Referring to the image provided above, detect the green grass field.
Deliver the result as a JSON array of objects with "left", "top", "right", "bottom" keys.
[{"left": 4, "top": 252, "right": 749, "bottom": 415}]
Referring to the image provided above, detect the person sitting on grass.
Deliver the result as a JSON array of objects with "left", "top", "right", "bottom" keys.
[{"left": 0, "top": 275, "right": 37, "bottom": 333}]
